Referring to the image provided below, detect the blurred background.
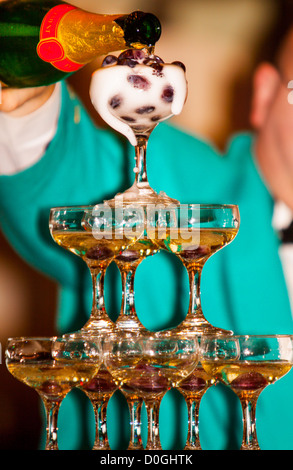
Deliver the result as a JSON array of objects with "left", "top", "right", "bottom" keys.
[{"left": 0, "top": 0, "right": 284, "bottom": 449}]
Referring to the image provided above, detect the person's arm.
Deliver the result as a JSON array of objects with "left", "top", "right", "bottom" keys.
[{"left": 0, "top": 84, "right": 61, "bottom": 175}]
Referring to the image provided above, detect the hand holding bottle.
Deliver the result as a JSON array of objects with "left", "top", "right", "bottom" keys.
[{"left": 0, "top": 0, "right": 54, "bottom": 116}]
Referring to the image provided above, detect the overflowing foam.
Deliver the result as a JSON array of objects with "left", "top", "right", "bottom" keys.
[{"left": 90, "top": 50, "right": 187, "bottom": 146}]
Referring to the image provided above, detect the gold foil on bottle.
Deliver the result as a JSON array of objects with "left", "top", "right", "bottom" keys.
[{"left": 57, "top": 10, "right": 126, "bottom": 64}]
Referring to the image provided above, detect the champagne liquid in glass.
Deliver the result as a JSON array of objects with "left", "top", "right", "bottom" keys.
[
  {"left": 6, "top": 337, "right": 101, "bottom": 450},
  {"left": 201, "top": 335, "right": 293, "bottom": 450}
]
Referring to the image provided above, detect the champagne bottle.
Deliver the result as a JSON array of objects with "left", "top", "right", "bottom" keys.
[{"left": 0, "top": 0, "right": 161, "bottom": 88}]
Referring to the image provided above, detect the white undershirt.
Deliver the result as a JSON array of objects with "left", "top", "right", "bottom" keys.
[
  {"left": 1, "top": 88, "right": 293, "bottom": 317},
  {"left": 0, "top": 82, "right": 61, "bottom": 175}
]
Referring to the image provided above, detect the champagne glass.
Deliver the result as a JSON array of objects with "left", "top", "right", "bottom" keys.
[
  {"left": 49, "top": 205, "right": 122, "bottom": 337},
  {"left": 5, "top": 336, "right": 101, "bottom": 450},
  {"left": 149, "top": 204, "right": 240, "bottom": 336},
  {"left": 103, "top": 331, "right": 199, "bottom": 450},
  {"left": 200, "top": 334, "right": 293, "bottom": 450},
  {"left": 90, "top": 49, "right": 188, "bottom": 206}
]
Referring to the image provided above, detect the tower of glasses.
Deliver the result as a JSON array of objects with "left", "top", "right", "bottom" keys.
[
  {"left": 48, "top": 48, "right": 240, "bottom": 451},
  {"left": 6, "top": 44, "right": 293, "bottom": 451}
]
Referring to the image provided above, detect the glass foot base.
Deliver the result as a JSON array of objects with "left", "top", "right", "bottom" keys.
[
  {"left": 128, "top": 442, "right": 144, "bottom": 450},
  {"left": 240, "top": 444, "right": 261, "bottom": 451},
  {"left": 106, "top": 183, "right": 179, "bottom": 207},
  {"left": 145, "top": 443, "right": 162, "bottom": 451},
  {"left": 62, "top": 318, "right": 115, "bottom": 340},
  {"left": 160, "top": 318, "right": 234, "bottom": 338},
  {"left": 113, "top": 319, "right": 148, "bottom": 336},
  {"left": 92, "top": 442, "right": 111, "bottom": 450},
  {"left": 184, "top": 444, "right": 202, "bottom": 451}
]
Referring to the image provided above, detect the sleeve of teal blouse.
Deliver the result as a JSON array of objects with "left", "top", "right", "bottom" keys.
[{"left": 0, "top": 83, "right": 126, "bottom": 289}]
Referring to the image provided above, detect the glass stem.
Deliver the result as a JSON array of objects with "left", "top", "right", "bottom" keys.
[
  {"left": 116, "top": 262, "right": 145, "bottom": 330},
  {"left": 82, "top": 266, "right": 111, "bottom": 332},
  {"left": 92, "top": 267, "right": 106, "bottom": 317},
  {"left": 92, "top": 398, "right": 110, "bottom": 450},
  {"left": 184, "top": 266, "right": 206, "bottom": 327},
  {"left": 185, "top": 396, "right": 202, "bottom": 450},
  {"left": 128, "top": 398, "right": 143, "bottom": 450},
  {"left": 121, "top": 267, "right": 136, "bottom": 318},
  {"left": 42, "top": 397, "right": 61, "bottom": 450},
  {"left": 134, "top": 137, "right": 149, "bottom": 189},
  {"left": 182, "top": 262, "right": 233, "bottom": 336},
  {"left": 240, "top": 396, "right": 260, "bottom": 450},
  {"left": 145, "top": 398, "right": 162, "bottom": 450},
  {"left": 190, "top": 267, "right": 201, "bottom": 312}
]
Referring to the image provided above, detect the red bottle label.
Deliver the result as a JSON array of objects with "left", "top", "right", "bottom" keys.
[{"left": 37, "top": 4, "right": 84, "bottom": 72}]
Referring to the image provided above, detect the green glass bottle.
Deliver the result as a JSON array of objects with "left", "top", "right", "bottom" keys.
[{"left": 0, "top": 0, "right": 161, "bottom": 88}]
